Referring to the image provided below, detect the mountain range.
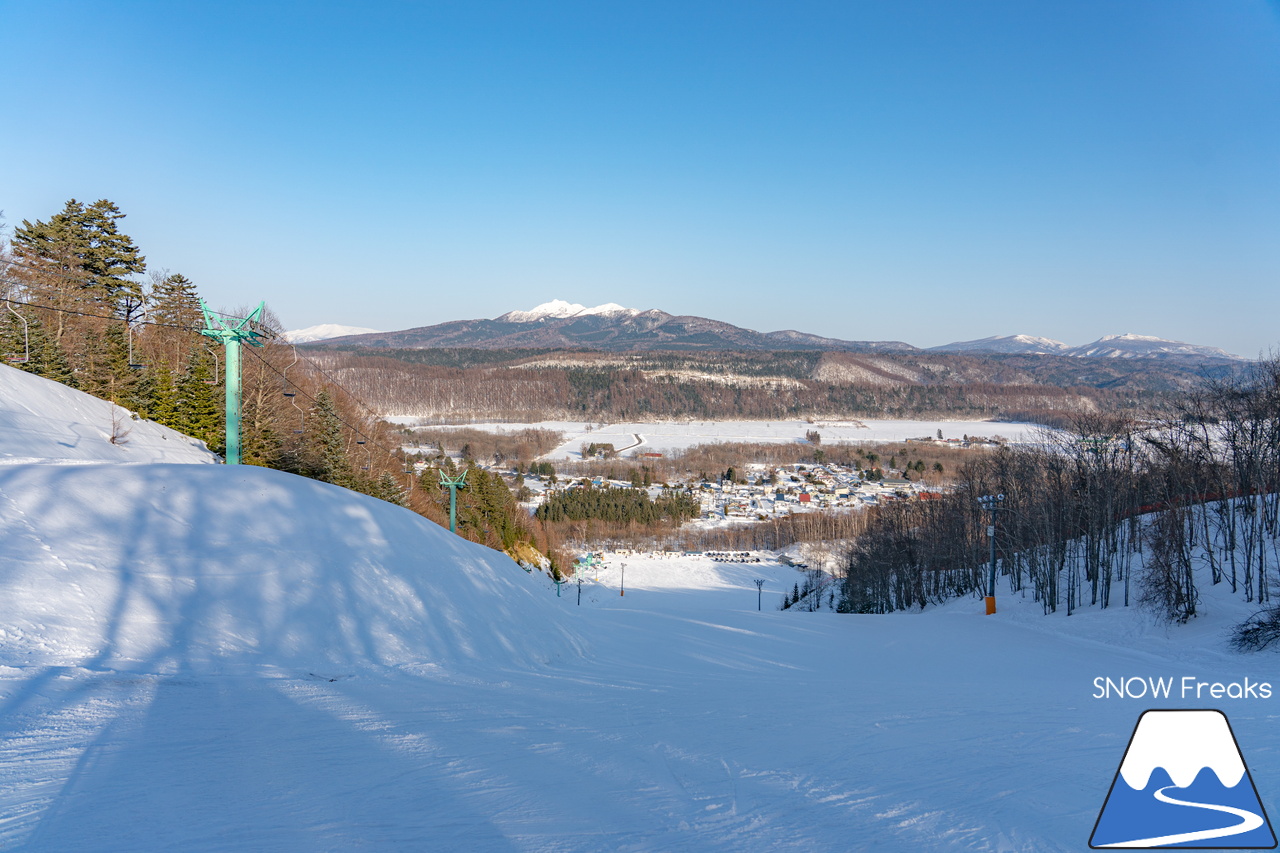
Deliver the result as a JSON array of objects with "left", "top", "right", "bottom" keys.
[{"left": 293, "top": 301, "right": 1244, "bottom": 361}]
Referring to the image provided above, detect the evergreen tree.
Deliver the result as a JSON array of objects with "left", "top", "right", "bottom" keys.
[
  {"left": 175, "top": 348, "right": 224, "bottom": 452},
  {"left": 309, "top": 389, "right": 354, "bottom": 487},
  {"left": 0, "top": 305, "right": 74, "bottom": 385},
  {"left": 371, "top": 471, "right": 407, "bottom": 507},
  {"left": 13, "top": 199, "right": 147, "bottom": 319},
  {"left": 146, "top": 361, "right": 180, "bottom": 426},
  {"left": 78, "top": 323, "right": 137, "bottom": 404},
  {"left": 148, "top": 273, "right": 202, "bottom": 329}
]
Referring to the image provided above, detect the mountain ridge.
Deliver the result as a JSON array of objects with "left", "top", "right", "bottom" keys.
[{"left": 301, "top": 301, "right": 1243, "bottom": 361}]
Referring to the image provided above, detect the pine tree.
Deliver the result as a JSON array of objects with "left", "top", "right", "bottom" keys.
[
  {"left": 309, "top": 389, "right": 354, "bottom": 487},
  {"left": 78, "top": 323, "right": 137, "bottom": 404},
  {"left": 176, "top": 349, "right": 224, "bottom": 453},
  {"left": 0, "top": 305, "right": 73, "bottom": 384},
  {"left": 13, "top": 199, "right": 147, "bottom": 320},
  {"left": 148, "top": 273, "right": 201, "bottom": 329},
  {"left": 147, "top": 361, "right": 180, "bottom": 426}
]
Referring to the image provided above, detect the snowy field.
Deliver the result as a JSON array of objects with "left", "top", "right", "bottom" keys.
[
  {"left": 388, "top": 418, "right": 1046, "bottom": 461},
  {"left": 4, "top": 365, "right": 1279, "bottom": 851}
]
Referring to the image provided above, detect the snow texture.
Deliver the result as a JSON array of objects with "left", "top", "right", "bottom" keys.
[{"left": 0, "top": 364, "right": 218, "bottom": 466}]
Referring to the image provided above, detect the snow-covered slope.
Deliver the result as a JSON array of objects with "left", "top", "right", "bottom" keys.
[
  {"left": 0, "top": 364, "right": 218, "bottom": 465},
  {"left": 0, "top": 463, "right": 580, "bottom": 673},
  {"left": 282, "top": 323, "right": 382, "bottom": 343}
]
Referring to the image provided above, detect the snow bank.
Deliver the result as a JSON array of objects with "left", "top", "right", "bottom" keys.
[
  {"left": 0, "top": 463, "right": 582, "bottom": 674},
  {"left": 0, "top": 364, "right": 217, "bottom": 465}
]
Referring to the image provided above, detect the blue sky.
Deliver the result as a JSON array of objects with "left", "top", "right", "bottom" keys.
[{"left": 1, "top": 1, "right": 1277, "bottom": 355}]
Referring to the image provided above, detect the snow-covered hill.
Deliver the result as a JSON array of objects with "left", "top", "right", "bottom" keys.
[
  {"left": 282, "top": 323, "right": 382, "bottom": 343},
  {"left": 0, "top": 463, "right": 581, "bottom": 674},
  {"left": 0, "top": 364, "right": 218, "bottom": 465}
]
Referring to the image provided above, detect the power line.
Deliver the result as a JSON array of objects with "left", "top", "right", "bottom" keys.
[
  {"left": 1, "top": 258, "right": 265, "bottom": 325},
  {"left": 238, "top": 344, "right": 409, "bottom": 471},
  {"left": 0, "top": 293, "right": 196, "bottom": 332}
]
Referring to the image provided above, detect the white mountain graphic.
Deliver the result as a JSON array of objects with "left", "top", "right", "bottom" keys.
[
  {"left": 1091, "top": 710, "right": 1275, "bottom": 849},
  {"left": 1118, "top": 711, "right": 1246, "bottom": 791}
]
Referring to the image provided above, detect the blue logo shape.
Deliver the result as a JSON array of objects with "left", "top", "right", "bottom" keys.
[{"left": 1091, "top": 709, "right": 1276, "bottom": 848}]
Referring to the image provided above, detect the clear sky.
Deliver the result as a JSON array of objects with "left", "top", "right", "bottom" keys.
[{"left": 2, "top": 1, "right": 1277, "bottom": 356}]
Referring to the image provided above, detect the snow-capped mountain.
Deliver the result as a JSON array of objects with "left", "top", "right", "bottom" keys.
[
  {"left": 932, "top": 333, "right": 1242, "bottom": 361},
  {"left": 283, "top": 323, "right": 382, "bottom": 344},
  {"left": 1064, "top": 333, "right": 1243, "bottom": 360},
  {"left": 929, "top": 335, "right": 1071, "bottom": 356},
  {"left": 494, "top": 300, "right": 642, "bottom": 323}
]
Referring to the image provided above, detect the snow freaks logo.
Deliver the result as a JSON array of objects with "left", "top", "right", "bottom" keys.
[{"left": 1090, "top": 710, "right": 1277, "bottom": 849}]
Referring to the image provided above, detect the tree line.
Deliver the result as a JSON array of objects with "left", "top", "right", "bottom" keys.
[
  {"left": 301, "top": 348, "right": 1183, "bottom": 425},
  {"left": 836, "top": 356, "right": 1280, "bottom": 645},
  {"left": 535, "top": 484, "right": 700, "bottom": 526}
]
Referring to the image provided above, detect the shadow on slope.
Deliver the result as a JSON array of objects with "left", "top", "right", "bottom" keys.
[{"left": 0, "top": 463, "right": 583, "bottom": 678}]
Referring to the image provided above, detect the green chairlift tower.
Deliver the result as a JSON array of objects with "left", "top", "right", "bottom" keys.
[
  {"left": 439, "top": 470, "right": 467, "bottom": 533},
  {"left": 199, "top": 301, "right": 267, "bottom": 465}
]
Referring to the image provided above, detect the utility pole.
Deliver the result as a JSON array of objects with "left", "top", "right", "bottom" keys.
[
  {"left": 978, "top": 494, "right": 1005, "bottom": 614},
  {"left": 199, "top": 301, "right": 266, "bottom": 465},
  {"left": 439, "top": 470, "right": 467, "bottom": 533},
  {"left": 754, "top": 578, "right": 765, "bottom": 611}
]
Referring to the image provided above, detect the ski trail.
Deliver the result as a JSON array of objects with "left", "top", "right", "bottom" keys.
[{"left": 1099, "top": 785, "right": 1265, "bottom": 847}]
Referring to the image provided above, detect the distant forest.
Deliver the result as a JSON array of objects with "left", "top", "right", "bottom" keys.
[{"left": 303, "top": 346, "right": 1241, "bottom": 426}]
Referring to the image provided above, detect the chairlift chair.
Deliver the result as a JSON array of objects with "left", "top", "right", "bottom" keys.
[
  {"left": 126, "top": 316, "right": 145, "bottom": 369},
  {"left": 5, "top": 301, "right": 30, "bottom": 364},
  {"left": 281, "top": 346, "right": 299, "bottom": 397},
  {"left": 203, "top": 346, "right": 220, "bottom": 385}
]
